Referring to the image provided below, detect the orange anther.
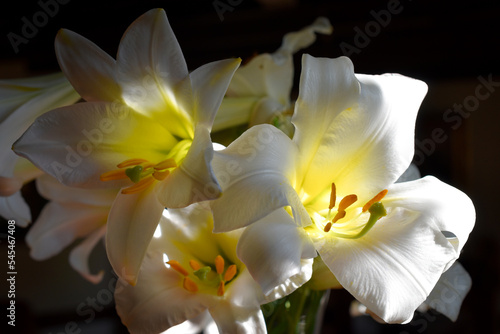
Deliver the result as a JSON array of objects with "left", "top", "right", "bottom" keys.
[
  {"left": 153, "top": 170, "right": 170, "bottom": 181},
  {"left": 338, "top": 194, "right": 358, "bottom": 212},
  {"left": 166, "top": 260, "right": 189, "bottom": 276},
  {"left": 224, "top": 265, "right": 237, "bottom": 282},
  {"left": 215, "top": 255, "right": 225, "bottom": 275},
  {"left": 362, "top": 189, "right": 388, "bottom": 212},
  {"left": 183, "top": 277, "right": 199, "bottom": 293},
  {"left": 154, "top": 158, "right": 177, "bottom": 170},
  {"left": 189, "top": 259, "right": 202, "bottom": 271},
  {"left": 100, "top": 169, "right": 128, "bottom": 182},
  {"left": 329, "top": 183, "right": 336, "bottom": 210},
  {"left": 121, "top": 177, "right": 155, "bottom": 194},
  {"left": 217, "top": 281, "right": 225, "bottom": 296},
  {"left": 117, "top": 158, "right": 148, "bottom": 168},
  {"left": 324, "top": 222, "right": 332, "bottom": 232}
]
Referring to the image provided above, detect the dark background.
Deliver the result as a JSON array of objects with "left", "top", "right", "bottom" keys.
[{"left": 1, "top": 0, "right": 499, "bottom": 333}]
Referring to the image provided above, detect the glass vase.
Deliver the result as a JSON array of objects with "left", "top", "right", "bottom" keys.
[{"left": 262, "top": 286, "right": 330, "bottom": 334}]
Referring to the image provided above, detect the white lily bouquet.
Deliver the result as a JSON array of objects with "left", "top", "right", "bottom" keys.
[{"left": 1, "top": 8, "right": 475, "bottom": 334}]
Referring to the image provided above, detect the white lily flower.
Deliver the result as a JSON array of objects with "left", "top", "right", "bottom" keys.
[
  {"left": 13, "top": 8, "right": 241, "bottom": 284},
  {"left": 422, "top": 261, "right": 472, "bottom": 322},
  {"left": 0, "top": 72, "right": 80, "bottom": 226},
  {"left": 210, "top": 55, "right": 475, "bottom": 323},
  {"left": 115, "top": 206, "right": 312, "bottom": 334},
  {"left": 213, "top": 17, "right": 332, "bottom": 135},
  {"left": 26, "top": 174, "right": 117, "bottom": 283}
]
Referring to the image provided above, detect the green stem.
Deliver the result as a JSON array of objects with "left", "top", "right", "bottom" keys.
[{"left": 262, "top": 285, "right": 329, "bottom": 334}]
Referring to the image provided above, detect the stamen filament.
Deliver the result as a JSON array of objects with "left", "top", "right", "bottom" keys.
[
  {"left": 217, "top": 281, "right": 225, "bottom": 296},
  {"left": 117, "top": 158, "right": 148, "bottom": 168},
  {"left": 224, "top": 265, "right": 237, "bottom": 282},
  {"left": 100, "top": 169, "right": 128, "bottom": 181},
  {"left": 166, "top": 260, "right": 189, "bottom": 276},
  {"left": 154, "top": 158, "right": 177, "bottom": 170},
  {"left": 141, "top": 162, "right": 155, "bottom": 170},
  {"left": 215, "top": 255, "right": 225, "bottom": 275},
  {"left": 332, "top": 210, "right": 346, "bottom": 223},
  {"left": 362, "top": 189, "right": 388, "bottom": 212},
  {"left": 121, "top": 177, "right": 155, "bottom": 194},
  {"left": 183, "top": 277, "right": 199, "bottom": 293}
]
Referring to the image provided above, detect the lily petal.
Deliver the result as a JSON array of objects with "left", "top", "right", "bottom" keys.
[
  {"left": 210, "top": 125, "right": 309, "bottom": 232},
  {"left": 0, "top": 72, "right": 76, "bottom": 121},
  {"left": 213, "top": 97, "right": 260, "bottom": 132},
  {"left": 0, "top": 73, "right": 79, "bottom": 223},
  {"left": 0, "top": 75, "right": 80, "bottom": 176},
  {"left": 26, "top": 202, "right": 108, "bottom": 260},
  {"left": 227, "top": 53, "right": 292, "bottom": 105},
  {"left": 13, "top": 102, "right": 177, "bottom": 188},
  {"left": 189, "top": 58, "right": 241, "bottom": 129},
  {"left": 294, "top": 55, "right": 428, "bottom": 202},
  {"left": 315, "top": 203, "right": 456, "bottom": 324},
  {"left": 36, "top": 174, "right": 116, "bottom": 206},
  {"left": 292, "top": 55, "right": 359, "bottom": 188},
  {"left": 55, "top": 29, "right": 121, "bottom": 102},
  {"left": 209, "top": 301, "right": 266, "bottom": 334},
  {"left": 386, "top": 176, "right": 475, "bottom": 256},
  {"left": 163, "top": 311, "right": 213, "bottom": 334},
  {"left": 227, "top": 17, "right": 332, "bottom": 104},
  {"left": 424, "top": 261, "right": 471, "bottom": 322},
  {"left": 114, "top": 250, "right": 209, "bottom": 333},
  {"left": 116, "top": 8, "right": 192, "bottom": 138},
  {"left": 0, "top": 157, "right": 42, "bottom": 197},
  {"left": 106, "top": 186, "right": 164, "bottom": 285},
  {"left": 275, "top": 17, "right": 333, "bottom": 60},
  {"left": 69, "top": 225, "right": 106, "bottom": 284},
  {"left": 156, "top": 126, "right": 220, "bottom": 208},
  {"left": 237, "top": 208, "right": 315, "bottom": 294},
  {"left": 0, "top": 191, "right": 31, "bottom": 226}
]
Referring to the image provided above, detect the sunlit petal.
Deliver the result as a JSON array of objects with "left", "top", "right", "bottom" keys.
[
  {"left": 156, "top": 126, "right": 220, "bottom": 208},
  {"left": 386, "top": 176, "right": 475, "bottom": 256},
  {"left": 116, "top": 8, "right": 192, "bottom": 138},
  {"left": 315, "top": 205, "right": 456, "bottom": 324},
  {"left": 13, "top": 102, "right": 176, "bottom": 188},
  {"left": 189, "top": 58, "right": 241, "bottom": 129},
  {"left": 237, "top": 208, "right": 315, "bottom": 294},
  {"left": 210, "top": 125, "right": 309, "bottom": 232},
  {"left": 106, "top": 186, "right": 164, "bottom": 285}
]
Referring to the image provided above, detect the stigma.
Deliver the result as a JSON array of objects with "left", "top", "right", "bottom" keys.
[{"left": 100, "top": 157, "right": 177, "bottom": 194}]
